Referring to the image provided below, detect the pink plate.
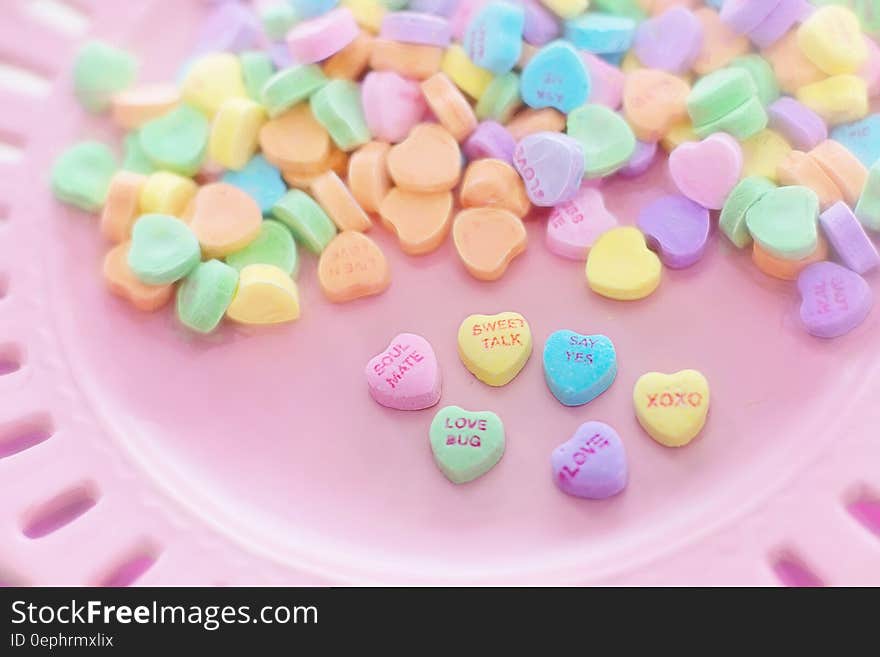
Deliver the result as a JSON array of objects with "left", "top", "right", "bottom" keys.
[{"left": 1, "top": 0, "right": 880, "bottom": 586}]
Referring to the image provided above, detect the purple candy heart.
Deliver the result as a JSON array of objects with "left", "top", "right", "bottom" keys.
[
  {"left": 797, "top": 261, "right": 873, "bottom": 338},
  {"left": 513, "top": 132, "right": 584, "bottom": 206},
  {"left": 552, "top": 421, "right": 627, "bottom": 500},
  {"left": 380, "top": 11, "right": 452, "bottom": 47},
  {"left": 463, "top": 120, "right": 517, "bottom": 163},
  {"left": 633, "top": 7, "right": 703, "bottom": 74},
  {"left": 196, "top": 1, "right": 262, "bottom": 55},
  {"left": 637, "top": 194, "right": 711, "bottom": 269},
  {"left": 747, "top": 0, "right": 814, "bottom": 49},
  {"left": 767, "top": 97, "right": 828, "bottom": 151},
  {"left": 520, "top": 0, "right": 561, "bottom": 46},
  {"left": 720, "top": 0, "right": 781, "bottom": 35},
  {"left": 819, "top": 201, "right": 880, "bottom": 274},
  {"left": 617, "top": 140, "right": 658, "bottom": 178},
  {"left": 409, "top": 0, "right": 460, "bottom": 17}
]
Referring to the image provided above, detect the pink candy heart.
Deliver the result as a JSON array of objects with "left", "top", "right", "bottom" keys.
[
  {"left": 668, "top": 133, "right": 743, "bottom": 210},
  {"left": 365, "top": 333, "right": 441, "bottom": 410},
  {"left": 361, "top": 71, "right": 427, "bottom": 143},
  {"left": 546, "top": 187, "right": 618, "bottom": 260}
]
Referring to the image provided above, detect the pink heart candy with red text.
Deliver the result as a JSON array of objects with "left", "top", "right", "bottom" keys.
[
  {"left": 546, "top": 187, "right": 618, "bottom": 260},
  {"left": 365, "top": 333, "right": 441, "bottom": 410}
]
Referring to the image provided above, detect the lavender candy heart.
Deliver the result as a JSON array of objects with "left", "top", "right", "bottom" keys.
[
  {"left": 819, "top": 201, "right": 880, "bottom": 274},
  {"left": 380, "top": 11, "right": 452, "bottom": 47},
  {"left": 797, "top": 261, "right": 873, "bottom": 338},
  {"left": 720, "top": 0, "right": 781, "bottom": 35},
  {"left": 463, "top": 120, "right": 517, "bottom": 164},
  {"left": 748, "top": 0, "right": 814, "bottom": 49},
  {"left": 637, "top": 194, "right": 711, "bottom": 269},
  {"left": 196, "top": 1, "right": 261, "bottom": 55},
  {"left": 513, "top": 132, "right": 585, "bottom": 206},
  {"left": 768, "top": 97, "right": 828, "bottom": 151},
  {"left": 552, "top": 421, "right": 627, "bottom": 500},
  {"left": 409, "top": 0, "right": 460, "bottom": 17},
  {"left": 521, "top": 0, "right": 561, "bottom": 47},
  {"left": 617, "top": 140, "right": 658, "bottom": 178},
  {"left": 633, "top": 6, "right": 703, "bottom": 75}
]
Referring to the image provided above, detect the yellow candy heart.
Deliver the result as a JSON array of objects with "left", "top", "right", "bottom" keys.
[
  {"left": 796, "top": 75, "right": 869, "bottom": 126},
  {"left": 442, "top": 45, "right": 494, "bottom": 100},
  {"left": 457, "top": 312, "right": 532, "bottom": 387},
  {"left": 741, "top": 129, "right": 792, "bottom": 182},
  {"left": 586, "top": 227, "right": 662, "bottom": 300},
  {"left": 633, "top": 370, "right": 710, "bottom": 447},
  {"left": 209, "top": 98, "right": 267, "bottom": 171},
  {"left": 226, "top": 264, "right": 300, "bottom": 325},
  {"left": 797, "top": 5, "right": 867, "bottom": 75},
  {"left": 181, "top": 53, "right": 247, "bottom": 118}
]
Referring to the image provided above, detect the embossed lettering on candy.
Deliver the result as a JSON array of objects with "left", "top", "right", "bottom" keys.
[
  {"left": 365, "top": 333, "right": 441, "bottom": 410},
  {"left": 457, "top": 311, "right": 533, "bottom": 386},
  {"left": 429, "top": 405, "right": 505, "bottom": 484},
  {"left": 552, "top": 421, "right": 627, "bottom": 500},
  {"left": 543, "top": 331, "right": 617, "bottom": 407}
]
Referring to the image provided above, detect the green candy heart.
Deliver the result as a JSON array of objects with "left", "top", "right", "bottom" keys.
[
  {"left": 745, "top": 186, "right": 819, "bottom": 260},
  {"left": 51, "top": 141, "right": 117, "bottom": 211},
  {"left": 567, "top": 104, "right": 636, "bottom": 178},
  {"left": 429, "top": 406, "right": 505, "bottom": 484},
  {"left": 139, "top": 104, "right": 208, "bottom": 176},
  {"left": 122, "top": 132, "right": 156, "bottom": 175},
  {"left": 271, "top": 190, "right": 337, "bottom": 254},
  {"left": 262, "top": 64, "right": 328, "bottom": 117},
  {"left": 226, "top": 220, "right": 299, "bottom": 276},
  {"left": 73, "top": 41, "right": 138, "bottom": 113},
  {"left": 855, "top": 161, "right": 880, "bottom": 231},
  {"left": 310, "top": 80, "right": 371, "bottom": 151},
  {"left": 592, "top": 0, "right": 646, "bottom": 20},
  {"left": 693, "top": 95, "right": 768, "bottom": 140},
  {"left": 241, "top": 51, "right": 275, "bottom": 101},
  {"left": 176, "top": 259, "right": 239, "bottom": 334},
  {"left": 720, "top": 176, "right": 777, "bottom": 248},
  {"left": 728, "top": 55, "right": 780, "bottom": 107},
  {"left": 128, "top": 214, "right": 201, "bottom": 285},
  {"left": 475, "top": 72, "right": 522, "bottom": 122},
  {"left": 688, "top": 67, "right": 757, "bottom": 127},
  {"left": 259, "top": 3, "right": 298, "bottom": 40}
]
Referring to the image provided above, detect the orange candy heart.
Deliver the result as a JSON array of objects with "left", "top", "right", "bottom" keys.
[
  {"left": 752, "top": 236, "right": 829, "bottom": 280},
  {"left": 348, "top": 141, "right": 391, "bottom": 214},
  {"left": 452, "top": 208, "right": 527, "bottom": 281},
  {"left": 387, "top": 123, "right": 462, "bottom": 193},
  {"left": 379, "top": 188, "right": 453, "bottom": 255},
  {"left": 762, "top": 31, "right": 827, "bottom": 95},
  {"left": 692, "top": 7, "right": 750, "bottom": 76},
  {"left": 777, "top": 150, "right": 843, "bottom": 210},
  {"left": 323, "top": 31, "right": 374, "bottom": 80},
  {"left": 190, "top": 182, "right": 263, "bottom": 257},
  {"left": 103, "top": 242, "right": 174, "bottom": 311},
  {"left": 317, "top": 231, "right": 391, "bottom": 302},
  {"left": 809, "top": 139, "right": 868, "bottom": 206},
  {"left": 623, "top": 69, "right": 691, "bottom": 142},
  {"left": 505, "top": 108, "right": 565, "bottom": 141},
  {"left": 421, "top": 73, "right": 478, "bottom": 142},
  {"left": 369, "top": 39, "right": 443, "bottom": 80},
  {"left": 310, "top": 170, "right": 372, "bottom": 232},
  {"left": 259, "top": 103, "right": 331, "bottom": 172},
  {"left": 101, "top": 171, "right": 146, "bottom": 243},
  {"left": 459, "top": 159, "right": 531, "bottom": 218}
]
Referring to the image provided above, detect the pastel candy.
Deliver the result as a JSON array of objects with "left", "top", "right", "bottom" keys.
[
  {"left": 506, "top": 107, "right": 566, "bottom": 140},
  {"left": 586, "top": 226, "right": 662, "bottom": 300},
  {"left": 463, "top": 1, "right": 524, "bottom": 74},
  {"left": 222, "top": 155, "right": 286, "bottom": 215},
  {"left": 692, "top": 6, "right": 750, "bottom": 75},
  {"left": 692, "top": 95, "right": 768, "bottom": 140},
  {"left": 617, "top": 139, "right": 658, "bottom": 177},
  {"left": 181, "top": 53, "right": 247, "bottom": 117},
  {"left": 719, "top": 0, "right": 778, "bottom": 34},
  {"left": 429, "top": 406, "right": 505, "bottom": 484},
  {"left": 272, "top": 189, "right": 338, "bottom": 253},
  {"left": 100, "top": 171, "right": 146, "bottom": 243},
  {"left": 317, "top": 230, "right": 391, "bottom": 302},
  {"left": 226, "top": 263, "right": 301, "bottom": 325},
  {"left": 521, "top": 0, "right": 561, "bottom": 45},
  {"left": 260, "top": 3, "right": 298, "bottom": 40},
  {"left": 830, "top": 114, "right": 880, "bottom": 167},
  {"left": 73, "top": 41, "right": 138, "bottom": 113},
  {"left": 777, "top": 150, "right": 843, "bottom": 211},
  {"left": 365, "top": 333, "right": 441, "bottom": 410},
  {"left": 622, "top": 68, "right": 690, "bottom": 142},
  {"left": 767, "top": 97, "right": 828, "bottom": 152},
  {"left": 797, "top": 5, "right": 867, "bottom": 75},
  {"left": 637, "top": 194, "right": 711, "bottom": 268},
  {"left": 686, "top": 67, "right": 757, "bottom": 127},
  {"left": 388, "top": 123, "right": 462, "bottom": 192},
  {"left": 287, "top": 7, "right": 360, "bottom": 63},
  {"left": 581, "top": 51, "right": 625, "bottom": 109},
  {"left": 420, "top": 72, "right": 477, "bottom": 142},
  {"left": 728, "top": 54, "right": 780, "bottom": 106},
  {"left": 752, "top": 236, "right": 829, "bottom": 281},
  {"left": 566, "top": 104, "right": 636, "bottom": 178},
  {"left": 748, "top": 0, "right": 812, "bottom": 50},
  {"left": 819, "top": 202, "right": 880, "bottom": 274},
  {"left": 103, "top": 242, "right": 174, "bottom": 312},
  {"left": 441, "top": 44, "right": 493, "bottom": 97},
  {"left": 512, "top": 132, "right": 585, "bottom": 206},
  {"left": 379, "top": 188, "right": 453, "bottom": 254},
  {"left": 565, "top": 12, "right": 636, "bottom": 54},
  {"left": 796, "top": 75, "right": 869, "bottom": 127},
  {"left": 292, "top": 0, "right": 340, "bottom": 19},
  {"left": 322, "top": 30, "right": 374, "bottom": 80},
  {"left": 551, "top": 421, "right": 627, "bottom": 499},
  {"left": 128, "top": 214, "right": 201, "bottom": 285},
  {"left": 372, "top": 38, "right": 444, "bottom": 81},
  {"left": 633, "top": 369, "right": 710, "bottom": 447},
  {"left": 260, "top": 104, "right": 331, "bottom": 172},
  {"left": 459, "top": 159, "right": 530, "bottom": 218},
  {"left": 452, "top": 208, "right": 528, "bottom": 280},
  {"left": 176, "top": 259, "right": 239, "bottom": 333},
  {"left": 746, "top": 185, "right": 820, "bottom": 260},
  {"left": 190, "top": 183, "right": 263, "bottom": 258},
  {"left": 362, "top": 71, "right": 426, "bottom": 143},
  {"left": 197, "top": 1, "right": 261, "bottom": 54},
  {"left": 139, "top": 105, "right": 209, "bottom": 177},
  {"left": 261, "top": 65, "right": 328, "bottom": 118},
  {"left": 809, "top": 139, "right": 869, "bottom": 206},
  {"left": 633, "top": 7, "right": 703, "bottom": 74},
  {"left": 462, "top": 121, "right": 517, "bottom": 163},
  {"left": 543, "top": 331, "right": 617, "bottom": 407},
  {"left": 209, "top": 98, "right": 268, "bottom": 171},
  {"left": 347, "top": 141, "right": 391, "bottom": 213},
  {"left": 380, "top": 11, "right": 452, "bottom": 46},
  {"left": 226, "top": 219, "right": 299, "bottom": 276},
  {"left": 521, "top": 40, "right": 591, "bottom": 113},
  {"left": 719, "top": 175, "right": 776, "bottom": 248},
  {"left": 139, "top": 171, "right": 197, "bottom": 217},
  {"left": 855, "top": 160, "right": 880, "bottom": 231},
  {"left": 311, "top": 170, "right": 372, "bottom": 232},
  {"left": 540, "top": 0, "right": 588, "bottom": 20},
  {"left": 112, "top": 84, "right": 181, "bottom": 131},
  {"left": 475, "top": 72, "right": 522, "bottom": 122},
  {"left": 310, "top": 79, "right": 371, "bottom": 151},
  {"left": 668, "top": 133, "right": 743, "bottom": 210},
  {"left": 51, "top": 141, "right": 117, "bottom": 212},
  {"left": 457, "top": 312, "right": 532, "bottom": 386},
  {"left": 545, "top": 186, "right": 618, "bottom": 260},
  {"left": 797, "top": 261, "right": 873, "bottom": 338}
]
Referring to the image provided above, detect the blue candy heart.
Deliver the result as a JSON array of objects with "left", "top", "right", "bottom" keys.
[
  {"left": 542, "top": 330, "right": 617, "bottom": 406},
  {"left": 222, "top": 154, "right": 286, "bottom": 215},
  {"left": 463, "top": 1, "right": 524, "bottom": 75},
  {"left": 521, "top": 40, "right": 591, "bottom": 113}
]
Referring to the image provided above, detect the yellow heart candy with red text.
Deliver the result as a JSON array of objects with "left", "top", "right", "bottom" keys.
[
  {"left": 633, "top": 369, "right": 710, "bottom": 447},
  {"left": 457, "top": 312, "right": 532, "bottom": 386}
]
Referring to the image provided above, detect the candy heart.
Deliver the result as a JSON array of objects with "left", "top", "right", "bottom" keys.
[
  {"left": 566, "top": 103, "right": 636, "bottom": 177},
  {"left": 818, "top": 202, "right": 880, "bottom": 274},
  {"left": 543, "top": 331, "right": 617, "bottom": 406},
  {"left": 622, "top": 68, "right": 691, "bottom": 142},
  {"left": 633, "top": 369, "right": 710, "bottom": 447},
  {"left": 128, "top": 214, "right": 201, "bottom": 285},
  {"left": 830, "top": 114, "right": 880, "bottom": 168},
  {"left": 618, "top": 139, "right": 658, "bottom": 178},
  {"left": 365, "top": 333, "right": 441, "bottom": 410},
  {"left": 586, "top": 227, "right": 662, "bottom": 301},
  {"left": 797, "top": 261, "right": 873, "bottom": 338},
  {"left": 668, "top": 133, "right": 743, "bottom": 210},
  {"left": 545, "top": 187, "right": 618, "bottom": 260},
  {"left": 463, "top": 1, "right": 524, "bottom": 74},
  {"left": 797, "top": 5, "right": 867, "bottom": 75},
  {"left": 452, "top": 208, "right": 527, "bottom": 281},
  {"left": 317, "top": 231, "right": 391, "bottom": 302},
  {"left": 379, "top": 188, "right": 454, "bottom": 255},
  {"left": 457, "top": 311, "right": 532, "bottom": 386},
  {"left": 745, "top": 185, "right": 819, "bottom": 260},
  {"left": 633, "top": 6, "right": 703, "bottom": 74},
  {"left": 361, "top": 71, "right": 426, "bottom": 143},
  {"left": 521, "top": 40, "right": 591, "bottom": 113},
  {"left": 429, "top": 405, "right": 505, "bottom": 484},
  {"left": 551, "top": 421, "right": 627, "bottom": 499},
  {"left": 719, "top": 176, "right": 776, "bottom": 248},
  {"left": 512, "top": 132, "right": 585, "bottom": 206},
  {"left": 637, "top": 194, "right": 711, "bottom": 269},
  {"left": 387, "top": 123, "right": 462, "bottom": 193}
]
